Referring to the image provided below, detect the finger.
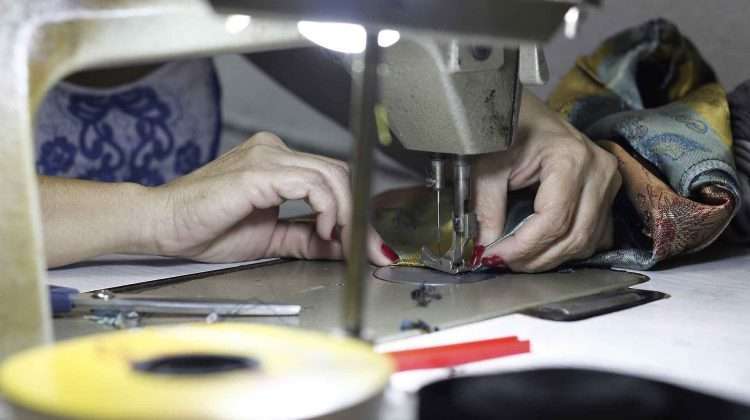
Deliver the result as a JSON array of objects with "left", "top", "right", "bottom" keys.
[
  {"left": 282, "top": 152, "right": 396, "bottom": 265},
  {"left": 326, "top": 223, "right": 397, "bottom": 266},
  {"left": 266, "top": 221, "right": 344, "bottom": 260},
  {"left": 258, "top": 167, "right": 339, "bottom": 242},
  {"left": 484, "top": 160, "right": 584, "bottom": 270},
  {"left": 305, "top": 153, "right": 351, "bottom": 174},
  {"left": 511, "top": 157, "right": 620, "bottom": 271},
  {"left": 516, "top": 181, "right": 603, "bottom": 271},
  {"left": 367, "top": 225, "right": 398, "bottom": 266},
  {"left": 282, "top": 153, "right": 352, "bottom": 241},
  {"left": 269, "top": 152, "right": 395, "bottom": 265},
  {"left": 186, "top": 208, "right": 280, "bottom": 263},
  {"left": 473, "top": 158, "right": 511, "bottom": 247},
  {"left": 246, "top": 131, "right": 289, "bottom": 150}
]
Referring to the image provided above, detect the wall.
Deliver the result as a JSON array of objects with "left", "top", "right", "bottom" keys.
[
  {"left": 217, "top": 0, "right": 750, "bottom": 155},
  {"left": 536, "top": 0, "right": 750, "bottom": 97}
]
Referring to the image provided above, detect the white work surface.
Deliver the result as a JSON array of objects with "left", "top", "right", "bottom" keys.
[
  {"left": 2, "top": 247, "right": 747, "bottom": 419},
  {"left": 377, "top": 245, "right": 750, "bottom": 410}
]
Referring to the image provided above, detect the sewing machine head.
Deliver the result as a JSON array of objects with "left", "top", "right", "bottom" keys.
[{"left": 381, "top": 40, "right": 548, "bottom": 274}]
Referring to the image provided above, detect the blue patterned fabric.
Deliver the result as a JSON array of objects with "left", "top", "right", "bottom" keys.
[
  {"left": 548, "top": 19, "right": 739, "bottom": 269},
  {"left": 35, "top": 59, "right": 222, "bottom": 186}
]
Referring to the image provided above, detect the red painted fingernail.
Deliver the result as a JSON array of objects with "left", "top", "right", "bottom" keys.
[
  {"left": 481, "top": 255, "right": 506, "bottom": 268},
  {"left": 470, "top": 245, "right": 486, "bottom": 268},
  {"left": 330, "top": 226, "right": 340, "bottom": 241},
  {"left": 381, "top": 243, "right": 400, "bottom": 263}
]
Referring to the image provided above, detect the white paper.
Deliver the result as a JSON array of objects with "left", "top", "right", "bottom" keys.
[{"left": 47, "top": 255, "right": 279, "bottom": 292}]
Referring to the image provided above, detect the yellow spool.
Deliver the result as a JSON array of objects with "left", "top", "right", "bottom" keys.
[{"left": 0, "top": 324, "right": 393, "bottom": 419}]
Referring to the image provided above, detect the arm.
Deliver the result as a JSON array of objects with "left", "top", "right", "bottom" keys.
[
  {"left": 40, "top": 132, "right": 396, "bottom": 269},
  {"left": 39, "top": 176, "right": 156, "bottom": 268}
]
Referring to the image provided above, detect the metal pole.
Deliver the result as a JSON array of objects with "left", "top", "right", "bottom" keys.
[{"left": 344, "top": 33, "right": 381, "bottom": 338}]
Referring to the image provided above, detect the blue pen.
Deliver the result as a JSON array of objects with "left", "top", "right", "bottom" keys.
[{"left": 48, "top": 286, "right": 300, "bottom": 317}]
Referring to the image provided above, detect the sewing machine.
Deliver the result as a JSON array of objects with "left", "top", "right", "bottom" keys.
[
  {"left": 0, "top": 0, "right": 596, "bottom": 351},
  {"left": 382, "top": 40, "right": 546, "bottom": 274},
  {"left": 216, "top": 1, "right": 553, "bottom": 276}
]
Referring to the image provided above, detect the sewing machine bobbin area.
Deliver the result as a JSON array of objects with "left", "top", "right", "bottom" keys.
[{"left": 374, "top": 266, "right": 496, "bottom": 286}]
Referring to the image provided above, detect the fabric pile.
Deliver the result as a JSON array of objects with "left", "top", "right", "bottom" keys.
[{"left": 548, "top": 18, "right": 740, "bottom": 269}]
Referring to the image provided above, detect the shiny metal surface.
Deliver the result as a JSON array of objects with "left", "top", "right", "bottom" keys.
[
  {"left": 381, "top": 41, "right": 522, "bottom": 155},
  {"left": 73, "top": 295, "right": 301, "bottom": 316},
  {"left": 519, "top": 44, "right": 550, "bottom": 85},
  {"left": 373, "top": 266, "right": 496, "bottom": 286},
  {"left": 427, "top": 156, "right": 446, "bottom": 253},
  {"left": 211, "top": 0, "right": 593, "bottom": 45},
  {"left": 420, "top": 159, "right": 478, "bottom": 274},
  {"left": 54, "top": 261, "right": 649, "bottom": 343}
]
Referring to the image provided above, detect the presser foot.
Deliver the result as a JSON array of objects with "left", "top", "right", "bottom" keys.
[
  {"left": 420, "top": 246, "right": 471, "bottom": 275},
  {"left": 420, "top": 213, "right": 477, "bottom": 275}
]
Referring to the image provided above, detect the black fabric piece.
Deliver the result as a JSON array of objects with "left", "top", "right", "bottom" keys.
[
  {"left": 727, "top": 80, "right": 750, "bottom": 240},
  {"left": 419, "top": 368, "right": 750, "bottom": 420}
]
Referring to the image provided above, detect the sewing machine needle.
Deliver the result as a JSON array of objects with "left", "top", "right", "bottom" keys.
[
  {"left": 436, "top": 189, "right": 441, "bottom": 253},
  {"left": 431, "top": 155, "right": 445, "bottom": 255}
]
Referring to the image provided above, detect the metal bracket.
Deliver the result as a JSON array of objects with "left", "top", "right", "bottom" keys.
[{"left": 0, "top": 0, "right": 307, "bottom": 358}]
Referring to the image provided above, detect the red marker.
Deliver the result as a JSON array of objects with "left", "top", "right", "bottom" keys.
[{"left": 385, "top": 336, "right": 530, "bottom": 372}]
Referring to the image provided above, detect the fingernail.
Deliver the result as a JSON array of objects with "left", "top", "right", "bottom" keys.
[
  {"left": 330, "top": 226, "right": 340, "bottom": 241},
  {"left": 381, "top": 243, "right": 400, "bottom": 263},
  {"left": 481, "top": 255, "right": 506, "bottom": 268},
  {"left": 470, "top": 245, "right": 486, "bottom": 268}
]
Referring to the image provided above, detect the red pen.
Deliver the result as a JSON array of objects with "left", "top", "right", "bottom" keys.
[{"left": 385, "top": 336, "right": 531, "bottom": 372}]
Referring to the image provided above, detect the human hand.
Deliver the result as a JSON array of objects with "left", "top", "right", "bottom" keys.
[
  {"left": 471, "top": 91, "right": 622, "bottom": 272},
  {"left": 146, "top": 132, "right": 397, "bottom": 265}
]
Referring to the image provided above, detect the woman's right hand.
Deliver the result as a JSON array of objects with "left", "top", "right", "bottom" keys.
[{"left": 146, "top": 132, "right": 398, "bottom": 265}]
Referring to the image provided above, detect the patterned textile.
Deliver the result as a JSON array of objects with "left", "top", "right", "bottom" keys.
[
  {"left": 549, "top": 19, "right": 738, "bottom": 269},
  {"left": 726, "top": 81, "right": 750, "bottom": 240},
  {"left": 35, "top": 59, "right": 222, "bottom": 186}
]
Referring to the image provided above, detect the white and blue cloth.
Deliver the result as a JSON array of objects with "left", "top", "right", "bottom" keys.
[{"left": 35, "top": 59, "right": 221, "bottom": 186}]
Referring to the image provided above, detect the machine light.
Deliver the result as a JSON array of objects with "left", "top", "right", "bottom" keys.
[
  {"left": 224, "top": 14, "right": 251, "bottom": 34},
  {"left": 377, "top": 29, "right": 400, "bottom": 48},
  {"left": 564, "top": 7, "right": 580, "bottom": 39},
  {"left": 297, "top": 21, "right": 400, "bottom": 53}
]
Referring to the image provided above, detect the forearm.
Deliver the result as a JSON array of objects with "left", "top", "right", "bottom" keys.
[{"left": 39, "top": 176, "right": 158, "bottom": 268}]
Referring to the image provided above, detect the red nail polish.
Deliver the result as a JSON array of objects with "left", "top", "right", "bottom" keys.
[
  {"left": 481, "top": 255, "right": 506, "bottom": 268},
  {"left": 381, "top": 243, "right": 400, "bottom": 263},
  {"left": 470, "top": 245, "right": 486, "bottom": 268}
]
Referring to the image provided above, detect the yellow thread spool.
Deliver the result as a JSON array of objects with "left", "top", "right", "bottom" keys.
[{"left": 0, "top": 324, "right": 393, "bottom": 419}]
